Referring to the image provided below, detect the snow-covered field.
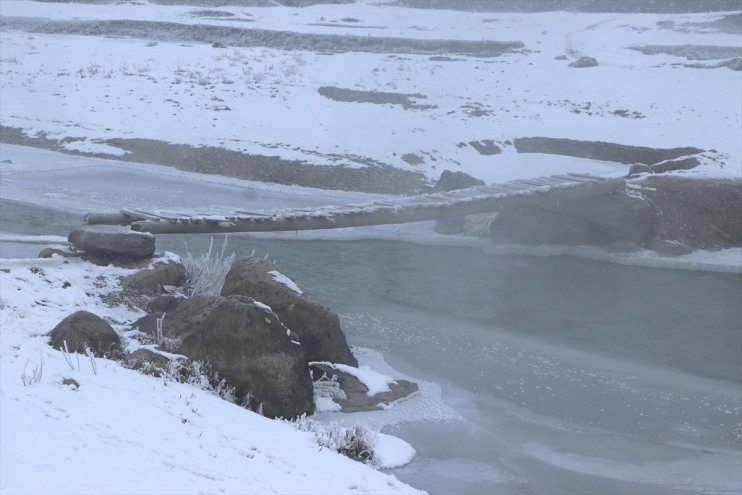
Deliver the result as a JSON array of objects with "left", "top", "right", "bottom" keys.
[
  {"left": 1, "top": 1, "right": 741, "bottom": 494},
  {"left": 1, "top": 0, "right": 740, "bottom": 184},
  {"left": 0, "top": 253, "right": 428, "bottom": 494}
]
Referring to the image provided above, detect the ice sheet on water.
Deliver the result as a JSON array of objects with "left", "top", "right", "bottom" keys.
[{"left": 314, "top": 347, "right": 462, "bottom": 430}]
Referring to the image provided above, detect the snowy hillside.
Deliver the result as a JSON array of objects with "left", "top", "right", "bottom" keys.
[
  {"left": 1, "top": 1, "right": 741, "bottom": 494},
  {"left": 0, "top": 253, "right": 430, "bottom": 494},
  {"left": 1, "top": 0, "right": 740, "bottom": 190}
]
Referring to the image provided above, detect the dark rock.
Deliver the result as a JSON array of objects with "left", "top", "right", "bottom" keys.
[
  {"left": 49, "top": 311, "right": 123, "bottom": 358},
  {"left": 638, "top": 176, "right": 742, "bottom": 249},
  {"left": 62, "top": 378, "right": 80, "bottom": 389},
  {"left": 222, "top": 258, "right": 358, "bottom": 367},
  {"left": 156, "top": 295, "right": 315, "bottom": 419},
  {"left": 401, "top": 153, "right": 424, "bottom": 165},
  {"left": 131, "top": 312, "right": 161, "bottom": 336},
  {"left": 628, "top": 163, "right": 651, "bottom": 175},
  {"left": 468, "top": 139, "right": 502, "bottom": 156},
  {"left": 120, "top": 261, "right": 186, "bottom": 297},
  {"left": 543, "top": 192, "right": 655, "bottom": 245},
  {"left": 490, "top": 192, "right": 655, "bottom": 246},
  {"left": 569, "top": 56, "right": 599, "bottom": 67},
  {"left": 649, "top": 157, "right": 700, "bottom": 173},
  {"left": 79, "top": 253, "right": 155, "bottom": 269},
  {"left": 146, "top": 294, "right": 185, "bottom": 313},
  {"left": 554, "top": 54, "right": 568, "bottom": 60},
  {"left": 433, "top": 170, "right": 486, "bottom": 234},
  {"left": 68, "top": 224, "right": 155, "bottom": 258},
  {"left": 38, "top": 248, "right": 79, "bottom": 259},
  {"left": 433, "top": 170, "right": 485, "bottom": 192},
  {"left": 125, "top": 348, "right": 173, "bottom": 376},
  {"left": 310, "top": 363, "right": 418, "bottom": 413}
]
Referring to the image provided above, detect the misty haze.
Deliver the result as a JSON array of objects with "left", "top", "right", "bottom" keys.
[{"left": 1, "top": 1, "right": 740, "bottom": 494}]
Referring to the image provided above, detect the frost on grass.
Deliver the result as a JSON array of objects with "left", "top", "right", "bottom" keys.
[
  {"left": 182, "top": 236, "right": 235, "bottom": 297},
  {"left": 313, "top": 372, "right": 347, "bottom": 412},
  {"left": 289, "top": 415, "right": 379, "bottom": 466}
]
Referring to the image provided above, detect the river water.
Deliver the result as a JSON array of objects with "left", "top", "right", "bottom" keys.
[
  {"left": 2, "top": 200, "right": 741, "bottom": 494},
  {"left": 162, "top": 234, "right": 742, "bottom": 495}
]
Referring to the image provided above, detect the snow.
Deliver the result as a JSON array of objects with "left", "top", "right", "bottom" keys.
[
  {"left": 311, "top": 361, "right": 397, "bottom": 396},
  {"left": 0, "top": 1, "right": 740, "bottom": 183},
  {"left": 1, "top": 1, "right": 741, "bottom": 493},
  {"left": 0, "top": 254, "right": 424, "bottom": 495},
  {"left": 373, "top": 433, "right": 417, "bottom": 469},
  {"left": 269, "top": 270, "right": 304, "bottom": 295}
]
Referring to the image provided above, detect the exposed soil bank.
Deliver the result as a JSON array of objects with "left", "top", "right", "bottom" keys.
[
  {"left": 640, "top": 176, "right": 742, "bottom": 250},
  {"left": 318, "top": 86, "right": 436, "bottom": 110},
  {"left": 0, "top": 126, "right": 429, "bottom": 195},
  {"left": 0, "top": 17, "right": 524, "bottom": 57},
  {"left": 391, "top": 0, "right": 741, "bottom": 14},
  {"left": 630, "top": 45, "right": 742, "bottom": 61},
  {"left": 485, "top": 177, "right": 742, "bottom": 252},
  {"left": 513, "top": 137, "right": 704, "bottom": 165}
]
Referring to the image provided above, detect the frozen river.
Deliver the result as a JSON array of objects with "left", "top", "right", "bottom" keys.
[
  {"left": 2, "top": 197, "right": 740, "bottom": 493},
  {"left": 0, "top": 142, "right": 740, "bottom": 493},
  {"left": 165, "top": 235, "right": 741, "bottom": 495}
]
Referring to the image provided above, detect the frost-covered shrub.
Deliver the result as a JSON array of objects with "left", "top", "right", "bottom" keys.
[
  {"left": 156, "top": 359, "right": 238, "bottom": 404},
  {"left": 313, "top": 372, "right": 347, "bottom": 401},
  {"left": 289, "top": 415, "right": 379, "bottom": 465},
  {"left": 182, "top": 236, "right": 235, "bottom": 297}
]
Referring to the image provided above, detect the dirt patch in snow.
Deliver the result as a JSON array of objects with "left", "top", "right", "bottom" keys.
[
  {"left": 0, "top": 17, "right": 524, "bottom": 57},
  {"left": 0, "top": 126, "right": 428, "bottom": 195},
  {"left": 318, "top": 86, "right": 437, "bottom": 110},
  {"left": 629, "top": 44, "right": 742, "bottom": 70},
  {"left": 513, "top": 136, "right": 705, "bottom": 165}
]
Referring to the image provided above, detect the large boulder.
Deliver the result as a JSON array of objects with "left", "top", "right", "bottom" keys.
[
  {"left": 68, "top": 225, "right": 155, "bottom": 258},
  {"left": 120, "top": 260, "right": 186, "bottom": 297},
  {"left": 638, "top": 176, "right": 742, "bottom": 249},
  {"left": 541, "top": 191, "right": 655, "bottom": 245},
  {"left": 221, "top": 258, "right": 358, "bottom": 367},
  {"left": 569, "top": 56, "right": 598, "bottom": 68},
  {"left": 49, "top": 311, "right": 123, "bottom": 358},
  {"left": 433, "top": 170, "right": 486, "bottom": 234},
  {"left": 310, "top": 363, "right": 419, "bottom": 413},
  {"left": 433, "top": 170, "right": 485, "bottom": 192},
  {"left": 490, "top": 208, "right": 593, "bottom": 245},
  {"left": 150, "top": 295, "right": 315, "bottom": 419},
  {"left": 490, "top": 191, "right": 655, "bottom": 246}
]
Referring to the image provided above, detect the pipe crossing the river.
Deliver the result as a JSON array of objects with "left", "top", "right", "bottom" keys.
[{"left": 84, "top": 174, "right": 625, "bottom": 235}]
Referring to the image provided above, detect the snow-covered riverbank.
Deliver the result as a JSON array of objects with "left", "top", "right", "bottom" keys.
[
  {"left": 1, "top": 1, "right": 740, "bottom": 493},
  {"left": 0, "top": 252, "right": 432, "bottom": 494}
]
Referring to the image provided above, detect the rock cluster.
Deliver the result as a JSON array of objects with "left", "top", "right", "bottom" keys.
[
  {"left": 46, "top": 254, "right": 416, "bottom": 419},
  {"left": 569, "top": 56, "right": 599, "bottom": 68},
  {"left": 432, "top": 168, "right": 741, "bottom": 253},
  {"left": 49, "top": 311, "right": 123, "bottom": 358},
  {"left": 68, "top": 225, "right": 155, "bottom": 258}
]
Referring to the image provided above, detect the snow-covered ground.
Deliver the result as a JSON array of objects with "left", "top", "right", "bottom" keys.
[
  {"left": 0, "top": 253, "right": 429, "bottom": 494},
  {"left": 1, "top": 1, "right": 741, "bottom": 493},
  {"left": 0, "top": 0, "right": 740, "bottom": 183}
]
